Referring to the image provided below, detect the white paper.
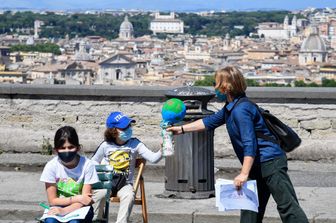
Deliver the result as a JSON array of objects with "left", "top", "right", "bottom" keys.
[
  {"left": 215, "top": 179, "right": 259, "bottom": 213},
  {"left": 40, "top": 206, "right": 90, "bottom": 222}
]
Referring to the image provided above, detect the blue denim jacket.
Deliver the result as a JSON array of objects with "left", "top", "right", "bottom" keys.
[{"left": 203, "top": 95, "right": 285, "bottom": 164}]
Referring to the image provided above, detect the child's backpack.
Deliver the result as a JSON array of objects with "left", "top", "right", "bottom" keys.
[
  {"left": 236, "top": 98, "right": 301, "bottom": 152},
  {"left": 110, "top": 173, "right": 127, "bottom": 196}
]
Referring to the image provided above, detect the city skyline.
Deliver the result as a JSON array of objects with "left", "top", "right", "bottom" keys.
[{"left": 1, "top": 0, "right": 336, "bottom": 11}]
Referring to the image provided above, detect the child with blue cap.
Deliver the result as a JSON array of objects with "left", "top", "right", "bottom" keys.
[{"left": 91, "top": 111, "right": 162, "bottom": 223}]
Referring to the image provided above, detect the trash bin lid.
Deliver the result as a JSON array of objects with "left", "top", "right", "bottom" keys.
[
  {"left": 165, "top": 86, "right": 215, "bottom": 119},
  {"left": 165, "top": 86, "right": 215, "bottom": 107}
]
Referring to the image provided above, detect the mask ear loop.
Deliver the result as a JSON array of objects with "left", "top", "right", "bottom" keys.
[{"left": 77, "top": 144, "right": 82, "bottom": 155}]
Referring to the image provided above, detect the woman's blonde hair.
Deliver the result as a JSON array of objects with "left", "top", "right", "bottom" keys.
[{"left": 214, "top": 66, "right": 247, "bottom": 97}]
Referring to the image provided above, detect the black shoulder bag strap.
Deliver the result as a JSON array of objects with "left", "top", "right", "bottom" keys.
[{"left": 91, "top": 141, "right": 105, "bottom": 158}]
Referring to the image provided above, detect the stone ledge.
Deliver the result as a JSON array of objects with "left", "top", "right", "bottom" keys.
[
  {"left": 1, "top": 185, "right": 336, "bottom": 223},
  {"left": 1, "top": 84, "right": 336, "bottom": 104}
]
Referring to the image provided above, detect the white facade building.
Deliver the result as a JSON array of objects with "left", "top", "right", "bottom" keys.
[
  {"left": 257, "top": 15, "right": 297, "bottom": 39},
  {"left": 150, "top": 12, "right": 184, "bottom": 34},
  {"left": 98, "top": 54, "right": 136, "bottom": 85}
]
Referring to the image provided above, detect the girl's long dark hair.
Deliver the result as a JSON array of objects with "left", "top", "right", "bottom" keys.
[{"left": 54, "top": 126, "right": 80, "bottom": 149}]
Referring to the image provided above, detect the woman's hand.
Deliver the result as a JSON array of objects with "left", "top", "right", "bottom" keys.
[
  {"left": 166, "top": 126, "right": 183, "bottom": 135},
  {"left": 47, "top": 206, "right": 65, "bottom": 216},
  {"left": 234, "top": 156, "right": 254, "bottom": 190},
  {"left": 234, "top": 173, "right": 249, "bottom": 190}
]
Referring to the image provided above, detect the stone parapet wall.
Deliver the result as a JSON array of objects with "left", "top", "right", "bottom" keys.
[{"left": 1, "top": 84, "right": 336, "bottom": 161}]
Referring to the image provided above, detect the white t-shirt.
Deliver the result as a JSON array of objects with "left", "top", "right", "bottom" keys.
[
  {"left": 91, "top": 138, "right": 162, "bottom": 184},
  {"left": 40, "top": 155, "right": 99, "bottom": 197}
]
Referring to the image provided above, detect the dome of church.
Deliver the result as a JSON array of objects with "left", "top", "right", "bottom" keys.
[
  {"left": 300, "top": 33, "right": 326, "bottom": 52},
  {"left": 120, "top": 16, "right": 133, "bottom": 32}
]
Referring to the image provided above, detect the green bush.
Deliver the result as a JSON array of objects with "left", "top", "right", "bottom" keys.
[
  {"left": 41, "top": 137, "right": 53, "bottom": 155},
  {"left": 194, "top": 75, "right": 215, "bottom": 86}
]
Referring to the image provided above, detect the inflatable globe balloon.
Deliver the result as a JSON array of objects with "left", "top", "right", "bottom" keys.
[{"left": 161, "top": 98, "right": 186, "bottom": 124}]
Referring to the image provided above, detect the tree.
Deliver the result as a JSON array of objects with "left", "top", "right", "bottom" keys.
[
  {"left": 294, "top": 80, "right": 307, "bottom": 87},
  {"left": 322, "top": 78, "right": 336, "bottom": 87},
  {"left": 194, "top": 75, "right": 215, "bottom": 86},
  {"left": 246, "top": 79, "right": 259, "bottom": 86},
  {"left": 264, "top": 83, "right": 287, "bottom": 87},
  {"left": 307, "top": 82, "right": 319, "bottom": 87}
]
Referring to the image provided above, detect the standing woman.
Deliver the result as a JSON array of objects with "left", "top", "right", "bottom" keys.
[
  {"left": 167, "top": 66, "right": 308, "bottom": 223},
  {"left": 40, "top": 126, "right": 99, "bottom": 223}
]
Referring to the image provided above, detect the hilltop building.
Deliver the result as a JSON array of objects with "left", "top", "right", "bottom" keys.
[
  {"left": 150, "top": 12, "right": 184, "bottom": 35},
  {"left": 34, "top": 20, "right": 44, "bottom": 39},
  {"left": 257, "top": 15, "right": 298, "bottom": 39}
]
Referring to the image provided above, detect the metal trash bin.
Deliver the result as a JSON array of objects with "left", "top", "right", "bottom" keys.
[{"left": 163, "top": 86, "right": 215, "bottom": 199}]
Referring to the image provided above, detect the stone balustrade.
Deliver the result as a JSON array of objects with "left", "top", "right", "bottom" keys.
[{"left": 0, "top": 84, "right": 336, "bottom": 161}]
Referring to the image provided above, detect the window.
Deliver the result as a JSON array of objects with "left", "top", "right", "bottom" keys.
[{"left": 116, "top": 69, "right": 122, "bottom": 80}]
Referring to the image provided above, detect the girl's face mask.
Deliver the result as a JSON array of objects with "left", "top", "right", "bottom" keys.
[
  {"left": 118, "top": 127, "right": 133, "bottom": 142},
  {"left": 57, "top": 141, "right": 78, "bottom": 163},
  {"left": 58, "top": 151, "right": 77, "bottom": 163}
]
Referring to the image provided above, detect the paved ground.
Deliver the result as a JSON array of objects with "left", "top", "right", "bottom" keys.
[{"left": 0, "top": 153, "right": 336, "bottom": 223}]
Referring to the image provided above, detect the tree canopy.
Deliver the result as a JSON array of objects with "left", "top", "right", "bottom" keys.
[
  {"left": 0, "top": 11, "right": 302, "bottom": 39},
  {"left": 195, "top": 76, "right": 336, "bottom": 87},
  {"left": 10, "top": 43, "right": 61, "bottom": 55}
]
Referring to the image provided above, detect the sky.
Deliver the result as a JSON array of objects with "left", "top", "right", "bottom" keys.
[{"left": 1, "top": 0, "right": 336, "bottom": 11}]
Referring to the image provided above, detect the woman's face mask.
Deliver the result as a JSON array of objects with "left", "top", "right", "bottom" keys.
[
  {"left": 118, "top": 127, "right": 133, "bottom": 142},
  {"left": 215, "top": 89, "right": 227, "bottom": 102}
]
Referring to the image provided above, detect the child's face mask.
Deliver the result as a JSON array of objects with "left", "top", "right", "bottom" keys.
[
  {"left": 58, "top": 151, "right": 77, "bottom": 163},
  {"left": 57, "top": 141, "right": 78, "bottom": 163},
  {"left": 118, "top": 127, "right": 133, "bottom": 142}
]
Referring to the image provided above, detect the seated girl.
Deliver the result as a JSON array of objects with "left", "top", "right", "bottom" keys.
[{"left": 40, "top": 126, "right": 99, "bottom": 223}]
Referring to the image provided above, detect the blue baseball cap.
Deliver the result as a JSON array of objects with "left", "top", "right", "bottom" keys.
[{"left": 106, "top": 112, "right": 135, "bottom": 129}]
